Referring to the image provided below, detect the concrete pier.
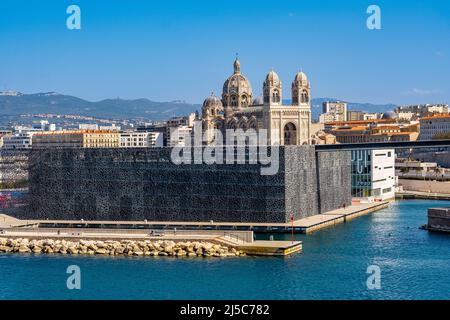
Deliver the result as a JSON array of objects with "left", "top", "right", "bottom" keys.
[{"left": 1, "top": 201, "right": 389, "bottom": 234}]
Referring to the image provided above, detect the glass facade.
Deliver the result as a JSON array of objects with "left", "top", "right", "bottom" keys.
[{"left": 351, "top": 149, "right": 372, "bottom": 197}]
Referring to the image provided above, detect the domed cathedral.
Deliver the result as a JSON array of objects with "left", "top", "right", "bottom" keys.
[{"left": 202, "top": 58, "right": 311, "bottom": 145}]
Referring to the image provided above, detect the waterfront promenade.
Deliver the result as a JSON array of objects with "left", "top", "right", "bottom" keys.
[
  {"left": 1, "top": 201, "right": 389, "bottom": 234},
  {"left": 0, "top": 201, "right": 391, "bottom": 257},
  {"left": 396, "top": 190, "right": 450, "bottom": 201}
]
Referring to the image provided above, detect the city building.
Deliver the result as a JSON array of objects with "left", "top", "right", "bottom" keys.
[
  {"left": 2, "top": 132, "right": 34, "bottom": 149},
  {"left": 167, "top": 125, "right": 193, "bottom": 147},
  {"left": 27, "top": 146, "right": 351, "bottom": 223},
  {"left": 347, "top": 110, "right": 365, "bottom": 121},
  {"left": 363, "top": 113, "right": 380, "bottom": 121},
  {"left": 79, "top": 123, "right": 99, "bottom": 130},
  {"left": 351, "top": 149, "right": 396, "bottom": 200},
  {"left": 395, "top": 158, "right": 450, "bottom": 180},
  {"left": 99, "top": 124, "right": 121, "bottom": 131},
  {"left": 32, "top": 130, "right": 120, "bottom": 148},
  {"left": 166, "top": 113, "right": 196, "bottom": 147},
  {"left": 310, "top": 131, "right": 337, "bottom": 145},
  {"left": 136, "top": 124, "right": 168, "bottom": 146},
  {"left": 32, "top": 120, "right": 56, "bottom": 132},
  {"left": 319, "top": 101, "right": 347, "bottom": 123},
  {"left": 202, "top": 58, "right": 311, "bottom": 145},
  {"left": 419, "top": 114, "right": 450, "bottom": 140},
  {"left": 325, "top": 117, "right": 419, "bottom": 143},
  {"left": 120, "top": 131, "right": 163, "bottom": 147},
  {"left": 396, "top": 104, "right": 449, "bottom": 121},
  {"left": 167, "top": 113, "right": 195, "bottom": 128}
]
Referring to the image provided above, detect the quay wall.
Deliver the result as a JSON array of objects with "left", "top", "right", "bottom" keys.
[{"left": 399, "top": 179, "right": 450, "bottom": 194}]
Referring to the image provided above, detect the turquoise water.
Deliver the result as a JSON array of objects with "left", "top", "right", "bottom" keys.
[{"left": 1, "top": 200, "right": 450, "bottom": 300}]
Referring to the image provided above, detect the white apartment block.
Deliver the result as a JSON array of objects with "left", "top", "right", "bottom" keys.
[
  {"left": 363, "top": 113, "right": 380, "bottom": 120},
  {"left": 79, "top": 123, "right": 99, "bottom": 130},
  {"left": 99, "top": 124, "right": 121, "bottom": 131},
  {"left": 1, "top": 132, "right": 35, "bottom": 149},
  {"left": 319, "top": 112, "right": 340, "bottom": 123},
  {"left": 120, "top": 132, "right": 163, "bottom": 148},
  {"left": 352, "top": 149, "right": 396, "bottom": 201},
  {"left": 167, "top": 125, "right": 193, "bottom": 147},
  {"left": 320, "top": 101, "right": 347, "bottom": 123},
  {"left": 419, "top": 114, "right": 450, "bottom": 140}
]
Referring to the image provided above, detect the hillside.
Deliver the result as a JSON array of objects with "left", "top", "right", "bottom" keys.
[{"left": 0, "top": 92, "right": 396, "bottom": 121}]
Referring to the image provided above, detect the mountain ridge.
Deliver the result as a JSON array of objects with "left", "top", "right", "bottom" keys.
[{"left": 0, "top": 91, "right": 397, "bottom": 121}]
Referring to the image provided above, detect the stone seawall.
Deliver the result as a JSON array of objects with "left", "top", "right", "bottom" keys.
[
  {"left": 399, "top": 179, "right": 450, "bottom": 194},
  {"left": 0, "top": 238, "right": 244, "bottom": 257}
]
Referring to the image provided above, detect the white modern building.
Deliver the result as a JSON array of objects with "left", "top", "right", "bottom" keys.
[
  {"left": 1, "top": 132, "right": 35, "bottom": 149},
  {"left": 351, "top": 149, "right": 396, "bottom": 200},
  {"left": 363, "top": 113, "right": 380, "bottom": 120},
  {"left": 32, "top": 120, "right": 56, "bottom": 132},
  {"left": 148, "top": 132, "right": 164, "bottom": 147},
  {"left": 79, "top": 123, "right": 99, "bottom": 130},
  {"left": 99, "top": 124, "right": 121, "bottom": 131},
  {"left": 120, "top": 131, "right": 163, "bottom": 148},
  {"left": 419, "top": 114, "right": 450, "bottom": 140},
  {"left": 166, "top": 125, "right": 193, "bottom": 147}
]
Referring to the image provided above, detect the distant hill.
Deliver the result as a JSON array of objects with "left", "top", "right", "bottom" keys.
[
  {"left": 0, "top": 92, "right": 201, "bottom": 120},
  {"left": 0, "top": 92, "right": 396, "bottom": 121}
]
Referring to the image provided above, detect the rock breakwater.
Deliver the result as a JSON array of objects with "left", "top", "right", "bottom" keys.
[{"left": 0, "top": 238, "right": 245, "bottom": 257}]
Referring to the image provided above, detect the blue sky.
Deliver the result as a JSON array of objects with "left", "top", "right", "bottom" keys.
[{"left": 0, "top": 0, "right": 449, "bottom": 105}]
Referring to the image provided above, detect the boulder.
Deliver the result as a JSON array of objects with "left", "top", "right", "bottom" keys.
[
  {"left": 32, "top": 247, "right": 42, "bottom": 254},
  {"left": 95, "top": 248, "right": 107, "bottom": 255},
  {"left": 0, "top": 245, "right": 12, "bottom": 253},
  {"left": 67, "top": 247, "right": 78, "bottom": 254}
]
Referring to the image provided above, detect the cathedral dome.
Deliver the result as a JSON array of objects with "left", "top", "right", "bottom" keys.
[
  {"left": 265, "top": 70, "right": 281, "bottom": 86},
  {"left": 202, "top": 93, "right": 223, "bottom": 109},
  {"left": 222, "top": 58, "right": 253, "bottom": 108},
  {"left": 294, "top": 71, "right": 308, "bottom": 83},
  {"left": 381, "top": 111, "right": 398, "bottom": 119},
  {"left": 202, "top": 93, "right": 223, "bottom": 118},
  {"left": 222, "top": 74, "right": 252, "bottom": 94},
  {"left": 292, "top": 71, "right": 310, "bottom": 91}
]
